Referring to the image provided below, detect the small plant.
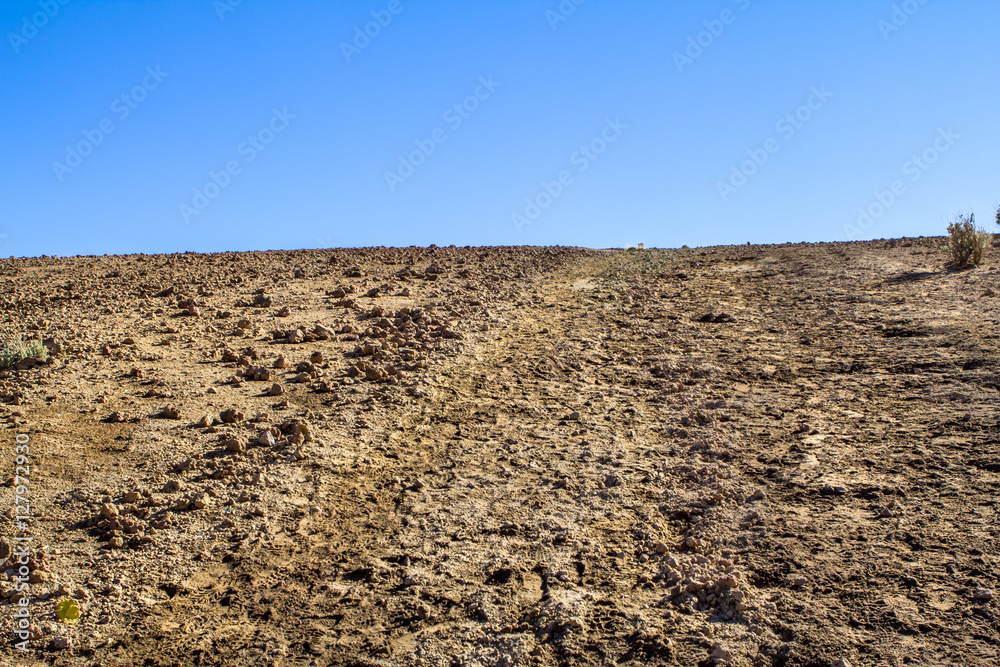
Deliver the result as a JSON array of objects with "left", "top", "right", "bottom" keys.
[
  {"left": 0, "top": 332, "right": 47, "bottom": 371},
  {"left": 945, "top": 212, "right": 989, "bottom": 268}
]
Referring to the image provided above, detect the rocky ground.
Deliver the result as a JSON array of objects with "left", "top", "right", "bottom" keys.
[{"left": 0, "top": 240, "right": 997, "bottom": 666}]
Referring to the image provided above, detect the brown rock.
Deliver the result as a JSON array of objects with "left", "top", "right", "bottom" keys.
[{"left": 159, "top": 404, "right": 181, "bottom": 420}]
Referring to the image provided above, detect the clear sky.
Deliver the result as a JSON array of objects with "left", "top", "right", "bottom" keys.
[{"left": 1, "top": 0, "right": 997, "bottom": 257}]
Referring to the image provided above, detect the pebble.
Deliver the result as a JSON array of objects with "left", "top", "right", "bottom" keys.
[
  {"left": 221, "top": 434, "right": 245, "bottom": 453},
  {"left": 159, "top": 404, "right": 181, "bottom": 420},
  {"left": 220, "top": 408, "right": 244, "bottom": 424},
  {"left": 710, "top": 644, "right": 732, "bottom": 662},
  {"left": 52, "top": 636, "right": 72, "bottom": 650},
  {"left": 973, "top": 588, "right": 994, "bottom": 601}
]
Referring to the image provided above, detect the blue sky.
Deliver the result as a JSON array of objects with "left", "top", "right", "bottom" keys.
[{"left": 1, "top": 0, "right": 998, "bottom": 257}]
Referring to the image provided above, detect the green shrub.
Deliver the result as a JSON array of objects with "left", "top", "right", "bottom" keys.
[
  {"left": 946, "top": 212, "right": 989, "bottom": 268},
  {"left": 0, "top": 333, "right": 47, "bottom": 371}
]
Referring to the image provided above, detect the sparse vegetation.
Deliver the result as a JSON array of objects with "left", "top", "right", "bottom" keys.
[
  {"left": 946, "top": 212, "right": 989, "bottom": 268},
  {"left": 0, "top": 331, "right": 47, "bottom": 371}
]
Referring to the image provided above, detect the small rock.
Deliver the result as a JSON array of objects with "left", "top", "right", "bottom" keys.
[
  {"left": 568, "top": 411, "right": 581, "bottom": 421},
  {"left": 268, "top": 383, "right": 284, "bottom": 396},
  {"left": 310, "top": 351, "right": 324, "bottom": 364},
  {"left": 198, "top": 415, "right": 211, "bottom": 428},
  {"left": 159, "top": 404, "right": 181, "bottom": 420},
  {"left": 100, "top": 502, "right": 118, "bottom": 520},
  {"left": 52, "top": 636, "right": 72, "bottom": 650},
  {"left": 221, "top": 434, "right": 245, "bottom": 453},
  {"left": 973, "top": 588, "right": 994, "bottom": 601},
  {"left": 220, "top": 408, "right": 244, "bottom": 424},
  {"left": 833, "top": 660, "right": 853, "bottom": 667},
  {"left": 711, "top": 644, "right": 732, "bottom": 663},
  {"left": 276, "top": 306, "right": 291, "bottom": 317},
  {"left": 750, "top": 488, "right": 767, "bottom": 501},
  {"left": 163, "top": 479, "right": 184, "bottom": 493}
]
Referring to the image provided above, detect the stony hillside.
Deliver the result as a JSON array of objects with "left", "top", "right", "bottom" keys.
[{"left": 0, "top": 240, "right": 997, "bottom": 666}]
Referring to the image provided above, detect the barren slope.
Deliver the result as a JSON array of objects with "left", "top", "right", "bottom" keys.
[{"left": 0, "top": 240, "right": 997, "bottom": 666}]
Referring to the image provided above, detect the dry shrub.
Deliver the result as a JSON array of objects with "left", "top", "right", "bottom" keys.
[
  {"left": 0, "top": 332, "right": 46, "bottom": 371},
  {"left": 946, "top": 213, "right": 989, "bottom": 268}
]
